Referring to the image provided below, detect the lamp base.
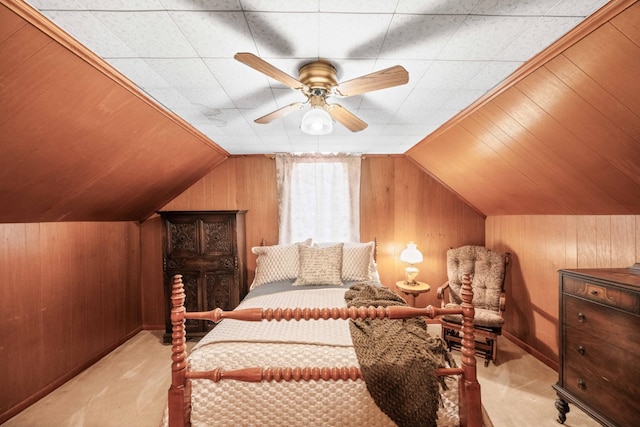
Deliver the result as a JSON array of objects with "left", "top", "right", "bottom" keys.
[{"left": 404, "top": 265, "right": 419, "bottom": 284}]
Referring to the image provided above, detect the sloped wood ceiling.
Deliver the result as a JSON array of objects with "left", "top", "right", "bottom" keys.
[
  {"left": 0, "top": 1, "right": 228, "bottom": 223},
  {"left": 407, "top": 0, "right": 640, "bottom": 215}
]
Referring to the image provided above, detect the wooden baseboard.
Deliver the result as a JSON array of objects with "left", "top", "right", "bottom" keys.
[
  {"left": 142, "top": 323, "right": 165, "bottom": 330},
  {"left": 503, "top": 330, "right": 558, "bottom": 371},
  {"left": 0, "top": 327, "right": 142, "bottom": 424}
]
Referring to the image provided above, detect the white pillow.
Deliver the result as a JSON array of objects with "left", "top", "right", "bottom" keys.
[
  {"left": 293, "top": 244, "right": 344, "bottom": 286},
  {"left": 314, "top": 241, "right": 376, "bottom": 282},
  {"left": 250, "top": 239, "right": 311, "bottom": 289}
]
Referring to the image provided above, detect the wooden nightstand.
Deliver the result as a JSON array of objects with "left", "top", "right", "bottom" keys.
[{"left": 396, "top": 280, "right": 430, "bottom": 306}]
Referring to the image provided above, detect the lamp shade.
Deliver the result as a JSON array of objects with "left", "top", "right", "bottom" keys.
[
  {"left": 301, "top": 107, "right": 333, "bottom": 135},
  {"left": 400, "top": 242, "right": 423, "bottom": 264}
]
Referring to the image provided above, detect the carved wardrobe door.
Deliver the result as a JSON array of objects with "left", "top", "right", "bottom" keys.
[{"left": 161, "top": 211, "right": 247, "bottom": 343}]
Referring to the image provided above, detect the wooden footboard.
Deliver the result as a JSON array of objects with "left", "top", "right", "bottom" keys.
[{"left": 169, "top": 274, "right": 482, "bottom": 427}]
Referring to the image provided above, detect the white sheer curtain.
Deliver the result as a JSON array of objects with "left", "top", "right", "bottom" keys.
[{"left": 276, "top": 153, "right": 361, "bottom": 244}]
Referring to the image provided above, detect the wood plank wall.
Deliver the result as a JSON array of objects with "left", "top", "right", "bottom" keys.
[
  {"left": 0, "top": 221, "right": 141, "bottom": 423},
  {"left": 140, "top": 155, "right": 485, "bottom": 327},
  {"left": 486, "top": 215, "right": 640, "bottom": 369}
]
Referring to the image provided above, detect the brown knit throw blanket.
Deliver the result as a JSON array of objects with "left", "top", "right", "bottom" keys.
[{"left": 345, "top": 284, "right": 456, "bottom": 427}]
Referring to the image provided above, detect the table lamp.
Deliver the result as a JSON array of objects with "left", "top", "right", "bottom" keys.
[{"left": 400, "top": 241, "right": 423, "bottom": 285}]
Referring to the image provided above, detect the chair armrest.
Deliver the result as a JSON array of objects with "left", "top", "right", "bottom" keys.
[
  {"left": 437, "top": 281, "right": 450, "bottom": 307},
  {"left": 499, "top": 291, "right": 506, "bottom": 314}
]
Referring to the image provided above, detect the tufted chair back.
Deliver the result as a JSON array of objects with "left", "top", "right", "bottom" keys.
[{"left": 446, "top": 245, "right": 507, "bottom": 312}]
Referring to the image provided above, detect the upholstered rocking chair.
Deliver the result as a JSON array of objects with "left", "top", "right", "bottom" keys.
[{"left": 437, "top": 245, "right": 510, "bottom": 366}]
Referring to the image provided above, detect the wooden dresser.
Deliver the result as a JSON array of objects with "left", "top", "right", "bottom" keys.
[
  {"left": 554, "top": 266, "right": 640, "bottom": 427},
  {"left": 160, "top": 210, "right": 247, "bottom": 343}
]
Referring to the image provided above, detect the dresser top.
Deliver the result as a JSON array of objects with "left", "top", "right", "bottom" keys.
[{"left": 560, "top": 266, "right": 640, "bottom": 289}]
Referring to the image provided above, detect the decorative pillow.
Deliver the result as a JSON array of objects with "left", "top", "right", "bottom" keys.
[
  {"left": 294, "top": 244, "right": 344, "bottom": 286},
  {"left": 314, "top": 241, "right": 375, "bottom": 282},
  {"left": 250, "top": 238, "right": 311, "bottom": 289},
  {"left": 342, "top": 242, "right": 375, "bottom": 281}
]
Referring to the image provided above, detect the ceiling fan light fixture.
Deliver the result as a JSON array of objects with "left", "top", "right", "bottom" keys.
[{"left": 301, "top": 107, "right": 333, "bottom": 135}]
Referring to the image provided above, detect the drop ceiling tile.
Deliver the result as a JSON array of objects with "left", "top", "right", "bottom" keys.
[
  {"left": 203, "top": 58, "right": 276, "bottom": 109},
  {"left": 402, "top": 88, "right": 460, "bottom": 112},
  {"left": 497, "top": 16, "right": 583, "bottom": 61},
  {"left": 241, "top": 0, "right": 319, "bottom": 12},
  {"left": 145, "top": 59, "right": 220, "bottom": 89},
  {"left": 380, "top": 123, "right": 436, "bottom": 137},
  {"left": 269, "top": 88, "right": 306, "bottom": 109},
  {"left": 78, "top": 0, "right": 165, "bottom": 10},
  {"left": 396, "top": 0, "right": 481, "bottom": 14},
  {"left": 379, "top": 14, "right": 467, "bottom": 60},
  {"left": 440, "top": 16, "right": 542, "bottom": 61},
  {"left": 415, "top": 61, "right": 488, "bottom": 90},
  {"left": 391, "top": 108, "right": 458, "bottom": 127},
  {"left": 37, "top": 11, "right": 138, "bottom": 57},
  {"left": 107, "top": 58, "right": 170, "bottom": 87},
  {"left": 369, "top": 136, "right": 417, "bottom": 154},
  {"left": 358, "top": 87, "right": 409, "bottom": 111},
  {"left": 442, "top": 89, "right": 487, "bottom": 111},
  {"left": 472, "top": 0, "right": 563, "bottom": 15},
  {"left": 178, "top": 87, "right": 235, "bottom": 110},
  {"left": 160, "top": 0, "right": 241, "bottom": 10},
  {"left": 26, "top": 0, "right": 85, "bottom": 10},
  {"left": 356, "top": 109, "right": 395, "bottom": 126},
  {"left": 331, "top": 60, "right": 378, "bottom": 83},
  {"left": 144, "top": 87, "right": 193, "bottom": 111},
  {"left": 466, "top": 61, "right": 522, "bottom": 90},
  {"left": 170, "top": 11, "right": 255, "bottom": 58},
  {"left": 169, "top": 106, "right": 210, "bottom": 125},
  {"left": 92, "top": 11, "right": 197, "bottom": 57},
  {"left": 33, "top": 0, "right": 167, "bottom": 10},
  {"left": 245, "top": 12, "right": 319, "bottom": 58},
  {"left": 320, "top": 0, "right": 397, "bottom": 13},
  {"left": 547, "top": 0, "right": 610, "bottom": 16},
  {"left": 319, "top": 13, "right": 393, "bottom": 59}
]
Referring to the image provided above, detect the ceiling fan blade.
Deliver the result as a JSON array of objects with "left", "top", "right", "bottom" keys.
[
  {"left": 235, "top": 52, "right": 307, "bottom": 91},
  {"left": 334, "top": 65, "right": 409, "bottom": 97},
  {"left": 255, "top": 102, "right": 304, "bottom": 124},
  {"left": 326, "top": 103, "right": 368, "bottom": 132}
]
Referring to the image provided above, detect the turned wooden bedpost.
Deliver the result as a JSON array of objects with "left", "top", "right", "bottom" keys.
[
  {"left": 168, "top": 275, "right": 190, "bottom": 427},
  {"left": 459, "top": 273, "right": 482, "bottom": 427}
]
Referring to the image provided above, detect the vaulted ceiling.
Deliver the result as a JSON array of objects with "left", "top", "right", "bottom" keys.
[
  {"left": 24, "top": 0, "right": 609, "bottom": 154},
  {"left": 0, "top": 0, "right": 638, "bottom": 222}
]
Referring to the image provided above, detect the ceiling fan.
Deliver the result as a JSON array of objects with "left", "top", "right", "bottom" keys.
[{"left": 234, "top": 52, "right": 409, "bottom": 135}]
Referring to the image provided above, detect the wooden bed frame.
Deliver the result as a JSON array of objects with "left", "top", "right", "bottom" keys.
[{"left": 168, "top": 273, "right": 483, "bottom": 427}]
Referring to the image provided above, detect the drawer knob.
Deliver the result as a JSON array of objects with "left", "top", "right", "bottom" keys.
[
  {"left": 577, "top": 312, "right": 586, "bottom": 322},
  {"left": 590, "top": 290, "right": 599, "bottom": 296},
  {"left": 578, "top": 379, "right": 587, "bottom": 390},
  {"left": 577, "top": 345, "right": 585, "bottom": 355}
]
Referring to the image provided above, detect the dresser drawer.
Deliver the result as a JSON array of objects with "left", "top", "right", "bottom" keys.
[
  {"left": 563, "top": 360, "right": 640, "bottom": 427},
  {"left": 563, "top": 276, "right": 640, "bottom": 314},
  {"left": 563, "top": 325, "right": 640, "bottom": 399},
  {"left": 563, "top": 295, "right": 640, "bottom": 354}
]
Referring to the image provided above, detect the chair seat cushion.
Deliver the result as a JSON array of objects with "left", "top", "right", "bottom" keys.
[{"left": 442, "top": 303, "right": 504, "bottom": 328}]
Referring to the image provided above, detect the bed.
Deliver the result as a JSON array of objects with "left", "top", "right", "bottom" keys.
[{"left": 165, "top": 241, "right": 484, "bottom": 427}]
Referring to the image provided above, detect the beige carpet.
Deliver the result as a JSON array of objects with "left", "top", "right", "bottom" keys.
[{"left": 3, "top": 327, "right": 599, "bottom": 427}]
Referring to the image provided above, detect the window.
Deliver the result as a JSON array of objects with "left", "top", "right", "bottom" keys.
[{"left": 276, "top": 153, "right": 361, "bottom": 244}]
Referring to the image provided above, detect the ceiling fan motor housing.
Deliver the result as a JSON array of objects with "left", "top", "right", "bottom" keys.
[{"left": 298, "top": 60, "right": 338, "bottom": 92}]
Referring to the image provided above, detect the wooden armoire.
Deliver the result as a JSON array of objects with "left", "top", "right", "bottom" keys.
[{"left": 160, "top": 210, "right": 247, "bottom": 343}]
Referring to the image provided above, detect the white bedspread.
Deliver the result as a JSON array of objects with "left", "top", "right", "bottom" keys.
[{"left": 163, "top": 285, "right": 460, "bottom": 427}]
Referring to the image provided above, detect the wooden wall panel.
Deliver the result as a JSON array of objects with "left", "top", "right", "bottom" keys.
[
  {"left": 0, "top": 2, "right": 229, "bottom": 223},
  {"left": 0, "top": 221, "right": 141, "bottom": 423},
  {"left": 407, "top": 1, "right": 640, "bottom": 216},
  {"left": 486, "top": 215, "right": 640, "bottom": 369},
  {"left": 141, "top": 155, "right": 486, "bottom": 325}
]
